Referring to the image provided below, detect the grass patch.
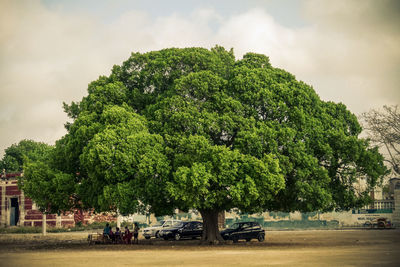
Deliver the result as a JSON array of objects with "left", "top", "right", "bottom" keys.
[
  {"left": 0, "top": 222, "right": 117, "bottom": 234},
  {"left": 0, "top": 226, "right": 42, "bottom": 234}
]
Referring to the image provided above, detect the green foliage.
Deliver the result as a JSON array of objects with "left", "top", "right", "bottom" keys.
[
  {"left": 0, "top": 222, "right": 116, "bottom": 234},
  {"left": 21, "top": 161, "right": 76, "bottom": 213},
  {"left": 0, "top": 140, "right": 53, "bottom": 172},
  {"left": 21, "top": 46, "right": 386, "bottom": 221},
  {"left": 0, "top": 226, "right": 42, "bottom": 234},
  {"left": 166, "top": 135, "right": 283, "bottom": 213}
]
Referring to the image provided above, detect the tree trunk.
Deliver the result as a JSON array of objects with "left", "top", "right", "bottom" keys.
[{"left": 199, "top": 210, "right": 224, "bottom": 244}]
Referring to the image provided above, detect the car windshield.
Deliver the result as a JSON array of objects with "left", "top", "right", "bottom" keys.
[
  {"left": 229, "top": 223, "right": 242, "bottom": 230},
  {"left": 154, "top": 221, "right": 164, "bottom": 227},
  {"left": 172, "top": 222, "right": 184, "bottom": 227}
]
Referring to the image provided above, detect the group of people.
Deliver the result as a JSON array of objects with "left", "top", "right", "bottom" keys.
[{"left": 103, "top": 222, "right": 140, "bottom": 244}]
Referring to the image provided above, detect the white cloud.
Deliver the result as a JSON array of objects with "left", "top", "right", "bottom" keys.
[
  {"left": 0, "top": 0, "right": 399, "bottom": 155},
  {"left": 299, "top": 0, "right": 400, "bottom": 107}
]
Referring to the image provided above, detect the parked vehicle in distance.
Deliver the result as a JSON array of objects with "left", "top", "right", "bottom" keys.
[
  {"left": 220, "top": 222, "right": 265, "bottom": 242},
  {"left": 364, "top": 218, "right": 394, "bottom": 229},
  {"left": 142, "top": 219, "right": 182, "bottom": 239},
  {"left": 159, "top": 221, "right": 203, "bottom": 240}
]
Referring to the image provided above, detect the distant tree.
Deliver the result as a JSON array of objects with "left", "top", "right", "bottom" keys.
[
  {"left": 22, "top": 160, "right": 76, "bottom": 214},
  {"left": 361, "top": 105, "right": 400, "bottom": 176},
  {"left": 21, "top": 47, "right": 387, "bottom": 243},
  {"left": 0, "top": 140, "right": 52, "bottom": 173},
  {"left": 1, "top": 140, "right": 54, "bottom": 235}
]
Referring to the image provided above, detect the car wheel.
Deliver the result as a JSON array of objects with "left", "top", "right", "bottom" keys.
[
  {"left": 155, "top": 231, "right": 160, "bottom": 238},
  {"left": 232, "top": 235, "right": 239, "bottom": 243},
  {"left": 87, "top": 234, "right": 93, "bottom": 245},
  {"left": 175, "top": 233, "right": 181, "bottom": 241},
  {"left": 257, "top": 234, "right": 265, "bottom": 242},
  {"left": 145, "top": 236, "right": 150, "bottom": 240}
]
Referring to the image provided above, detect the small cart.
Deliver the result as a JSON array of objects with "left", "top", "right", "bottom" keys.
[{"left": 87, "top": 233, "right": 112, "bottom": 245}]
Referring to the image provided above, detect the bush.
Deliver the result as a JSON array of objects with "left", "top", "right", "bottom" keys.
[
  {"left": 0, "top": 221, "right": 122, "bottom": 234},
  {"left": 0, "top": 226, "right": 41, "bottom": 234}
]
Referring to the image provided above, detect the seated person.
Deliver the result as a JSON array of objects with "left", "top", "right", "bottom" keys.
[
  {"left": 133, "top": 223, "right": 140, "bottom": 244},
  {"left": 114, "top": 227, "right": 122, "bottom": 243},
  {"left": 103, "top": 223, "right": 111, "bottom": 237},
  {"left": 123, "top": 226, "right": 132, "bottom": 244},
  {"left": 103, "top": 223, "right": 112, "bottom": 242},
  {"left": 109, "top": 228, "right": 115, "bottom": 242}
]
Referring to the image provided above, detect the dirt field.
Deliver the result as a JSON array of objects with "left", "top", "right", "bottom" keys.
[{"left": 0, "top": 229, "right": 399, "bottom": 266}]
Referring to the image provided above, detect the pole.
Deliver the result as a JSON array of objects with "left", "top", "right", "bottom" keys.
[
  {"left": 117, "top": 210, "right": 121, "bottom": 228},
  {"left": 42, "top": 213, "right": 47, "bottom": 236}
]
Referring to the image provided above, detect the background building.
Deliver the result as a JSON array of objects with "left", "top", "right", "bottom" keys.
[{"left": 0, "top": 172, "right": 116, "bottom": 228}]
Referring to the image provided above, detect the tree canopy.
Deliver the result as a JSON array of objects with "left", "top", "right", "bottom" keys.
[
  {"left": 21, "top": 46, "right": 387, "bottom": 242},
  {"left": 0, "top": 139, "right": 52, "bottom": 173}
]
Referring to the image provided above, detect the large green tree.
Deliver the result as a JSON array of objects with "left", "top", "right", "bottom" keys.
[{"left": 21, "top": 46, "right": 386, "bottom": 242}]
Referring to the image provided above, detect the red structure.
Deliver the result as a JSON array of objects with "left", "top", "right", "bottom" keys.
[{"left": 0, "top": 172, "right": 115, "bottom": 227}]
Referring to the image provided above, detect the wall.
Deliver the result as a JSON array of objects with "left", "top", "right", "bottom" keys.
[{"left": 392, "top": 189, "right": 400, "bottom": 226}]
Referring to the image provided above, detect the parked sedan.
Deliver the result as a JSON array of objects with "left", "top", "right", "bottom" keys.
[
  {"left": 220, "top": 222, "right": 265, "bottom": 242},
  {"left": 159, "top": 221, "right": 203, "bottom": 240},
  {"left": 142, "top": 219, "right": 181, "bottom": 239}
]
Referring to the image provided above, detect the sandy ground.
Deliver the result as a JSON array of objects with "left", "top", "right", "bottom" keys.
[{"left": 0, "top": 229, "right": 399, "bottom": 266}]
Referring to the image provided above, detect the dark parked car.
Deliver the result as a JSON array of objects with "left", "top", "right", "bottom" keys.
[
  {"left": 220, "top": 222, "right": 265, "bottom": 242},
  {"left": 159, "top": 221, "right": 203, "bottom": 240}
]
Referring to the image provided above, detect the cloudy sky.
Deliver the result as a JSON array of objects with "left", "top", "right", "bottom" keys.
[{"left": 1, "top": 0, "right": 399, "bottom": 155}]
